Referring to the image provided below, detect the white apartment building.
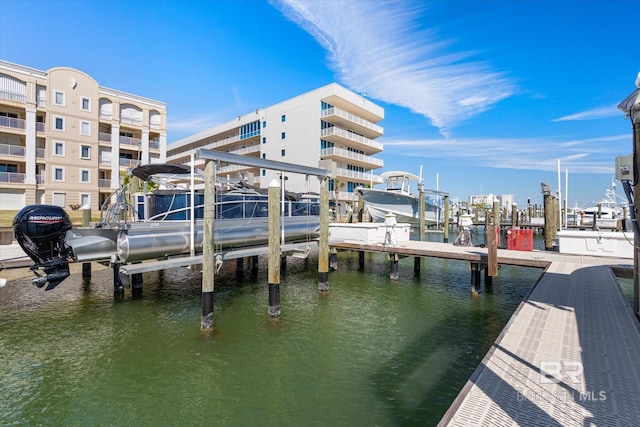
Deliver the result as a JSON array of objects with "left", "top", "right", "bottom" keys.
[
  {"left": 0, "top": 60, "right": 167, "bottom": 211},
  {"left": 167, "top": 83, "right": 385, "bottom": 210}
]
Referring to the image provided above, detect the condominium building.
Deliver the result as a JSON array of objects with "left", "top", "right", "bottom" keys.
[
  {"left": 167, "top": 83, "right": 384, "bottom": 210},
  {"left": 0, "top": 60, "right": 166, "bottom": 211}
]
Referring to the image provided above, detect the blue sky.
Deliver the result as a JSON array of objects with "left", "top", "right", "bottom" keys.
[{"left": 1, "top": 0, "right": 638, "bottom": 207}]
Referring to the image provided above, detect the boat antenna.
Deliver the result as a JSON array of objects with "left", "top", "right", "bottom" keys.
[{"left": 419, "top": 165, "right": 423, "bottom": 184}]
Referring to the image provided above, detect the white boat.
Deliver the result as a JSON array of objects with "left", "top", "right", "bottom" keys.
[
  {"left": 354, "top": 171, "right": 446, "bottom": 225},
  {"left": 572, "top": 182, "right": 628, "bottom": 228}
]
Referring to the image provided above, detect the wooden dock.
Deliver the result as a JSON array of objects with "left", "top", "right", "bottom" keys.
[{"left": 330, "top": 239, "right": 640, "bottom": 426}]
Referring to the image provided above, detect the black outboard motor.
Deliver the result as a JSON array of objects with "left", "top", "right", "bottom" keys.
[{"left": 12, "top": 205, "right": 73, "bottom": 290}]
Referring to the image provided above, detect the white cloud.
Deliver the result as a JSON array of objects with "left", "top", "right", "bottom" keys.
[
  {"left": 271, "top": 0, "right": 517, "bottom": 135},
  {"left": 553, "top": 106, "right": 620, "bottom": 122},
  {"left": 382, "top": 134, "right": 629, "bottom": 174}
]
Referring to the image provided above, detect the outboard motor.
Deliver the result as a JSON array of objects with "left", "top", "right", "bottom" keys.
[{"left": 12, "top": 205, "right": 73, "bottom": 290}]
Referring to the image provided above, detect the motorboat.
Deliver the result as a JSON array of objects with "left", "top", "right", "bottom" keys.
[
  {"left": 354, "top": 171, "right": 446, "bottom": 225},
  {"left": 13, "top": 164, "right": 320, "bottom": 290}
]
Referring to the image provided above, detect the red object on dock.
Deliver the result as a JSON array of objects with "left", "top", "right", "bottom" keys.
[{"left": 506, "top": 228, "right": 533, "bottom": 251}]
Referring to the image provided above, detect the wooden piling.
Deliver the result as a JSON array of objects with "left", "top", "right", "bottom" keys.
[
  {"left": 201, "top": 160, "right": 216, "bottom": 330},
  {"left": 268, "top": 179, "right": 281, "bottom": 317},
  {"left": 318, "top": 177, "right": 329, "bottom": 291},
  {"left": 390, "top": 253, "right": 399, "bottom": 281},
  {"left": 487, "top": 215, "right": 498, "bottom": 278},
  {"left": 330, "top": 247, "right": 338, "bottom": 271},
  {"left": 470, "top": 262, "right": 481, "bottom": 296},
  {"left": 493, "top": 200, "right": 500, "bottom": 247},
  {"left": 511, "top": 203, "right": 517, "bottom": 227},
  {"left": 542, "top": 189, "right": 557, "bottom": 251},
  {"left": 358, "top": 251, "right": 365, "bottom": 269},
  {"left": 415, "top": 185, "right": 426, "bottom": 272},
  {"left": 444, "top": 195, "right": 450, "bottom": 243},
  {"left": 82, "top": 207, "right": 92, "bottom": 279}
]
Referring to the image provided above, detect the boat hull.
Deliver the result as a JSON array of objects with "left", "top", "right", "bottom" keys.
[{"left": 356, "top": 188, "right": 439, "bottom": 224}]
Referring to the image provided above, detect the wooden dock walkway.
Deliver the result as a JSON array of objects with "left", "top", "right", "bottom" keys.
[{"left": 330, "top": 240, "right": 640, "bottom": 426}]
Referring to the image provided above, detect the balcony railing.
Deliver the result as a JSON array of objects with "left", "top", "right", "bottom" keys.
[
  {"left": 320, "top": 147, "right": 383, "bottom": 167},
  {"left": 217, "top": 164, "right": 254, "bottom": 174},
  {"left": 167, "top": 133, "right": 248, "bottom": 162},
  {"left": 320, "top": 126, "right": 383, "bottom": 152},
  {"left": 0, "top": 143, "right": 25, "bottom": 157},
  {"left": 335, "top": 167, "right": 383, "bottom": 184},
  {"left": 321, "top": 107, "right": 383, "bottom": 135},
  {"left": 149, "top": 140, "right": 160, "bottom": 150},
  {"left": 36, "top": 97, "right": 46, "bottom": 107},
  {"left": 36, "top": 174, "right": 44, "bottom": 184},
  {"left": 36, "top": 122, "right": 45, "bottom": 132},
  {"left": 99, "top": 132, "right": 111, "bottom": 142},
  {"left": 0, "top": 172, "right": 25, "bottom": 183},
  {"left": 120, "top": 135, "right": 142, "bottom": 147},
  {"left": 120, "top": 116, "right": 142, "bottom": 126},
  {"left": 0, "top": 116, "right": 26, "bottom": 130},
  {"left": 0, "top": 90, "right": 26, "bottom": 103},
  {"left": 99, "top": 156, "right": 112, "bottom": 165},
  {"left": 36, "top": 148, "right": 45, "bottom": 158},
  {"left": 119, "top": 158, "right": 138, "bottom": 168},
  {"left": 99, "top": 178, "right": 111, "bottom": 188}
]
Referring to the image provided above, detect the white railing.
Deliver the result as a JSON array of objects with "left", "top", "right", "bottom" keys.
[
  {"left": 331, "top": 190, "right": 359, "bottom": 202},
  {"left": 36, "top": 122, "right": 45, "bottom": 132},
  {"left": 120, "top": 135, "right": 141, "bottom": 146},
  {"left": 0, "top": 143, "right": 25, "bottom": 156},
  {"left": 149, "top": 140, "right": 160, "bottom": 150},
  {"left": 99, "top": 132, "right": 111, "bottom": 142},
  {"left": 37, "top": 97, "right": 46, "bottom": 107},
  {"left": 99, "top": 178, "right": 111, "bottom": 188},
  {"left": 0, "top": 116, "right": 25, "bottom": 130},
  {"left": 0, "top": 90, "right": 26, "bottom": 103},
  {"left": 36, "top": 174, "right": 44, "bottom": 184},
  {"left": 99, "top": 156, "right": 112, "bottom": 165},
  {"left": 320, "top": 126, "right": 383, "bottom": 151},
  {"left": 167, "top": 133, "right": 245, "bottom": 161},
  {"left": 36, "top": 148, "right": 45, "bottom": 158},
  {"left": 119, "top": 158, "right": 138, "bottom": 167},
  {"left": 217, "top": 164, "right": 254, "bottom": 174},
  {"left": 0, "top": 172, "right": 25, "bottom": 183},
  {"left": 230, "top": 145, "right": 260, "bottom": 156},
  {"left": 321, "top": 107, "right": 383, "bottom": 135},
  {"left": 320, "top": 147, "right": 383, "bottom": 167},
  {"left": 120, "top": 116, "right": 142, "bottom": 126},
  {"left": 335, "top": 167, "right": 383, "bottom": 184}
]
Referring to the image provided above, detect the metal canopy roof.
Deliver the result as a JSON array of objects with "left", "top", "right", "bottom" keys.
[{"left": 197, "top": 149, "right": 330, "bottom": 177}]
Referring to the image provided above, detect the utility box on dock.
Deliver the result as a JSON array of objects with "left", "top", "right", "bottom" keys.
[{"left": 506, "top": 228, "right": 533, "bottom": 251}]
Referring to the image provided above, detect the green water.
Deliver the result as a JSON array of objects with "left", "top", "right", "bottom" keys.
[{"left": 1, "top": 249, "right": 542, "bottom": 426}]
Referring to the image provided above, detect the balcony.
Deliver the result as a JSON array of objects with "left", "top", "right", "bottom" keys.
[
  {"left": 0, "top": 116, "right": 25, "bottom": 131},
  {"left": 230, "top": 145, "right": 260, "bottom": 156},
  {"left": 321, "top": 107, "right": 383, "bottom": 139},
  {"left": 99, "top": 178, "right": 111, "bottom": 188},
  {"left": 120, "top": 115, "right": 143, "bottom": 126},
  {"left": 36, "top": 174, "right": 44, "bottom": 184},
  {"left": 36, "top": 148, "right": 45, "bottom": 158},
  {"left": 320, "top": 126, "right": 382, "bottom": 154},
  {"left": 167, "top": 133, "right": 257, "bottom": 162},
  {"left": 217, "top": 164, "right": 256, "bottom": 174},
  {"left": 0, "top": 143, "right": 25, "bottom": 157},
  {"left": 0, "top": 90, "right": 26, "bottom": 103},
  {"left": 149, "top": 140, "right": 160, "bottom": 150},
  {"left": 120, "top": 135, "right": 142, "bottom": 147},
  {"left": 99, "top": 132, "right": 111, "bottom": 142},
  {"left": 0, "top": 172, "right": 25, "bottom": 183},
  {"left": 334, "top": 167, "right": 383, "bottom": 184},
  {"left": 320, "top": 147, "right": 383, "bottom": 168},
  {"left": 36, "top": 97, "right": 46, "bottom": 108},
  {"left": 36, "top": 122, "right": 45, "bottom": 132},
  {"left": 119, "top": 158, "right": 138, "bottom": 168},
  {"left": 99, "top": 156, "right": 111, "bottom": 166}
]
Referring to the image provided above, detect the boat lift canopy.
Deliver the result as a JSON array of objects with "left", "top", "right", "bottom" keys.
[{"left": 197, "top": 149, "right": 331, "bottom": 178}]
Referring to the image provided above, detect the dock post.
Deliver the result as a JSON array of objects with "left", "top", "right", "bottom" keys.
[
  {"left": 493, "top": 200, "right": 501, "bottom": 247},
  {"left": 318, "top": 177, "right": 330, "bottom": 291},
  {"left": 444, "top": 195, "right": 450, "bottom": 243},
  {"left": 512, "top": 203, "right": 518, "bottom": 227},
  {"left": 484, "top": 266, "right": 493, "bottom": 290},
  {"left": 415, "top": 184, "right": 425, "bottom": 273},
  {"left": 251, "top": 255, "right": 259, "bottom": 273},
  {"left": 113, "top": 264, "right": 123, "bottom": 293},
  {"left": 358, "top": 251, "right": 365, "bottom": 269},
  {"left": 330, "top": 247, "right": 338, "bottom": 271},
  {"left": 390, "top": 253, "right": 399, "bottom": 281},
  {"left": 201, "top": 160, "right": 216, "bottom": 330},
  {"left": 82, "top": 207, "right": 91, "bottom": 278},
  {"left": 542, "top": 183, "right": 558, "bottom": 251},
  {"left": 487, "top": 214, "right": 498, "bottom": 278},
  {"left": 268, "top": 179, "right": 281, "bottom": 317},
  {"left": 470, "top": 262, "right": 481, "bottom": 295},
  {"left": 236, "top": 257, "right": 244, "bottom": 274}
]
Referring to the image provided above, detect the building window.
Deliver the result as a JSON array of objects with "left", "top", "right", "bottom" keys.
[
  {"left": 54, "top": 90, "right": 65, "bottom": 106},
  {"left": 281, "top": 149, "right": 285, "bottom": 157},
  {"left": 262, "top": 137, "right": 266, "bottom": 144},
  {"left": 80, "top": 169, "right": 90, "bottom": 183},
  {"left": 262, "top": 154, "right": 266, "bottom": 159},
  {"left": 54, "top": 116, "right": 65, "bottom": 131},
  {"left": 53, "top": 141, "right": 65, "bottom": 156},
  {"left": 281, "top": 114, "right": 286, "bottom": 122},
  {"left": 80, "top": 145, "right": 91, "bottom": 159},
  {"left": 281, "top": 132, "right": 285, "bottom": 139},
  {"left": 80, "top": 193, "right": 90, "bottom": 208},
  {"left": 80, "top": 120, "right": 91, "bottom": 136},
  {"left": 52, "top": 192, "right": 65, "bottom": 207},
  {"left": 0, "top": 163, "right": 18, "bottom": 173},
  {"left": 261, "top": 169, "right": 266, "bottom": 176},
  {"left": 262, "top": 121, "right": 267, "bottom": 128},
  {"left": 80, "top": 97, "right": 91, "bottom": 112},
  {"left": 53, "top": 167, "right": 64, "bottom": 182}
]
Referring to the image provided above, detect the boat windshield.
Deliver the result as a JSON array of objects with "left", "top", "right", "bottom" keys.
[{"left": 386, "top": 175, "right": 409, "bottom": 192}]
